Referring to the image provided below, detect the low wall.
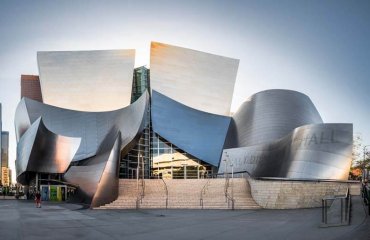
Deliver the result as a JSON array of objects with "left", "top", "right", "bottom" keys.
[{"left": 248, "top": 178, "right": 360, "bottom": 209}]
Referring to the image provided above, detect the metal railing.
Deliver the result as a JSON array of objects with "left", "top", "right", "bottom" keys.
[
  {"left": 161, "top": 178, "right": 169, "bottom": 209},
  {"left": 361, "top": 184, "right": 370, "bottom": 215},
  {"left": 200, "top": 178, "right": 211, "bottom": 209},
  {"left": 224, "top": 173, "right": 235, "bottom": 210},
  {"left": 136, "top": 178, "right": 145, "bottom": 209},
  {"left": 136, "top": 154, "right": 145, "bottom": 209},
  {"left": 321, "top": 188, "right": 351, "bottom": 227}
]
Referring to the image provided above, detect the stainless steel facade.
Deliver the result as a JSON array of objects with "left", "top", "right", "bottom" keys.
[
  {"left": 15, "top": 43, "right": 353, "bottom": 207},
  {"left": 224, "top": 89, "right": 323, "bottom": 148},
  {"left": 15, "top": 92, "right": 149, "bottom": 207},
  {"left": 150, "top": 42, "right": 239, "bottom": 116},
  {"left": 15, "top": 93, "right": 148, "bottom": 162},
  {"left": 151, "top": 90, "right": 231, "bottom": 166},
  {"left": 16, "top": 118, "right": 81, "bottom": 184},
  {"left": 38, "top": 50, "right": 135, "bottom": 112},
  {"left": 219, "top": 90, "right": 352, "bottom": 180}
]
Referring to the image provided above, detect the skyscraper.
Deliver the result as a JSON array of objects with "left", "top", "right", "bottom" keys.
[{"left": 0, "top": 104, "right": 9, "bottom": 186}]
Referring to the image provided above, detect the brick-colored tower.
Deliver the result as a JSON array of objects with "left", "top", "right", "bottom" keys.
[{"left": 21, "top": 75, "right": 43, "bottom": 102}]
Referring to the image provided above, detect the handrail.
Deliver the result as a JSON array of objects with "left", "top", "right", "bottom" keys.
[
  {"left": 224, "top": 174, "right": 229, "bottom": 200},
  {"left": 225, "top": 179, "right": 235, "bottom": 210},
  {"left": 223, "top": 172, "right": 235, "bottom": 210},
  {"left": 362, "top": 184, "right": 370, "bottom": 215},
  {"left": 136, "top": 155, "right": 145, "bottom": 209},
  {"left": 136, "top": 178, "right": 145, "bottom": 209},
  {"left": 161, "top": 178, "right": 168, "bottom": 209},
  {"left": 321, "top": 187, "right": 351, "bottom": 227},
  {"left": 200, "top": 178, "right": 211, "bottom": 209}
]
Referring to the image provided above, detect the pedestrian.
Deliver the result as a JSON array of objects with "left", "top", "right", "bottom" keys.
[{"left": 35, "top": 191, "right": 41, "bottom": 208}]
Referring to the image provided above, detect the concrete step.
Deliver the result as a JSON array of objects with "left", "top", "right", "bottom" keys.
[{"left": 97, "top": 178, "right": 261, "bottom": 210}]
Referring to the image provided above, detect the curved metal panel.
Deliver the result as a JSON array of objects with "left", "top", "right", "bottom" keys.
[
  {"left": 150, "top": 42, "right": 239, "bottom": 116},
  {"left": 15, "top": 92, "right": 149, "bottom": 162},
  {"left": 219, "top": 123, "right": 352, "bottom": 180},
  {"left": 64, "top": 132, "right": 121, "bottom": 208},
  {"left": 14, "top": 98, "right": 32, "bottom": 142},
  {"left": 16, "top": 118, "right": 81, "bottom": 184},
  {"left": 15, "top": 92, "right": 148, "bottom": 207},
  {"left": 151, "top": 90, "right": 230, "bottom": 166},
  {"left": 37, "top": 50, "right": 135, "bottom": 112},
  {"left": 225, "top": 89, "right": 323, "bottom": 148}
]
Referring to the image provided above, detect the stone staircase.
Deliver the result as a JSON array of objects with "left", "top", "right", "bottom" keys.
[
  {"left": 98, "top": 178, "right": 260, "bottom": 210},
  {"left": 202, "top": 178, "right": 260, "bottom": 209}
]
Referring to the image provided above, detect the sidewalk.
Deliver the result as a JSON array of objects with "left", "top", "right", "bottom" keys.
[{"left": 0, "top": 196, "right": 368, "bottom": 240}]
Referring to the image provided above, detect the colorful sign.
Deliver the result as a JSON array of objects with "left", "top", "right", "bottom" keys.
[
  {"left": 41, "top": 186, "right": 49, "bottom": 201},
  {"left": 57, "top": 187, "right": 62, "bottom": 201},
  {"left": 49, "top": 186, "right": 58, "bottom": 201}
]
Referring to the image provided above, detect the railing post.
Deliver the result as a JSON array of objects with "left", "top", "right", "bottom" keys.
[
  {"left": 324, "top": 200, "right": 327, "bottom": 224},
  {"left": 321, "top": 199, "right": 324, "bottom": 224},
  {"left": 340, "top": 198, "right": 343, "bottom": 223}
]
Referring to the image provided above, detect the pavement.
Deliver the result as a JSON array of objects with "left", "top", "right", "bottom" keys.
[{"left": 0, "top": 196, "right": 368, "bottom": 240}]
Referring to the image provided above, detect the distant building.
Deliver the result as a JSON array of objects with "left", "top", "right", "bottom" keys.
[
  {"left": 0, "top": 105, "right": 9, "bottom": 186},
  {"left": 1, "top": 167, "right": 9, "bottom": 187},
  {"left": 1, "top": 132, "right": 9, "bottom": 169},
  {"left": 21, "top": 75, "right": 43, "bottom": 102},
  {"left": 8, "top": 168, "right": 12, "bottom": 186}
]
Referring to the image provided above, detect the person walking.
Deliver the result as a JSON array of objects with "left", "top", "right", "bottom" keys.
[{"left": 35, "top": 191, "right": 41, "bottom": 208}]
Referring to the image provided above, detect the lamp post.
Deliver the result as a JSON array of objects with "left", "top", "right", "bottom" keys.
[{"left": 223, "top": 152, "right": 229, "bottom": 179}]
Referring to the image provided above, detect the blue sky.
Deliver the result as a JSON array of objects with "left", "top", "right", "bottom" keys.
[{"left": 0, "top": 0, "right": 369, "bottom": 182}]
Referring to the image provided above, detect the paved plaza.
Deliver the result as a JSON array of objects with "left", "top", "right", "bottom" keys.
[{"left": 0, "top": 196, "right": 368, "bottom": 240}]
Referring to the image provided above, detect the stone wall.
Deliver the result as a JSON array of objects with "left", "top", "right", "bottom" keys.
[{"left": 248, "top": 178, "right": 360, "bottom": 209}]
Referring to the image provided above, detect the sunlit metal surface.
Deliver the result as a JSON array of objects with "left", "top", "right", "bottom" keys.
[
  {"left": 15, "top": 92, "right": 149, "bottom": 207},
  {"left": 15, "top": 92, "right": 149, "bottom": 162},
  {"left": 219, "top": 89, "right": 352, "bottom": 180},
  {"left": 151, "top": 90, "right": 230, "bottom": 166},
  {"left": 16, "top": 118, "right": 81, "bottom": 184},
  {"left": 38, "top": 50, "right": 135, "bottom": 112},
  {"left": 150, "top": 42, "right": 239, "bottom": 116},
  {"left": 224, "top": 89, "right": 323, "bottom": 148},
  {"left": 219, "top": 124, "right": 352, "bottom": 180},
  {"left": 64, "top": 132, "right": 122, "bottom": 208}
]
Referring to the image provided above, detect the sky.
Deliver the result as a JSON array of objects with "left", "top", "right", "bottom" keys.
[{"left": 0, "top": 0, "right": 369, "bottom": 183}]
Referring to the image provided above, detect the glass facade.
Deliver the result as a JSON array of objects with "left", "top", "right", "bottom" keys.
[
  {"left": 131, "top": 66, "right": 150, "bottom": 103},
  {"left": 120, "top": 66, "right": 216, "bottom": 179},
  {"left": 120, "top": 66, "right": 151, "bottom": 179},
  {"left": 151, "top": 133, "right": 216, "bottom": 179}
]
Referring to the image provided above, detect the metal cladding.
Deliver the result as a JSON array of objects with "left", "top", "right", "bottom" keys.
[
  {"left": 15, "top": 43, "right": 354, "bottom": 209},
  {"left": 224, "top": 89, "right": 323, "bottom": 148},
  {"left": 151, "top": 90, "right": 231, "bottom": 166},
  {"left": 150, "top": 42, "right": 239, "bottom": 116},
  {"left": 219, "top": 90, "right": 352, "bottom": 180},
  {"left": 16, "top": 118, "right": 81, "bottom": 184},
  {"left": 64, "top": 132, "right": 122, "bottom": 208},
  {"left": 37, "top": 50, "right": 135, "bottom": 112},
  {"left": 15, "top": 92, "right": 149, "bottom": 206},
  {"left": 15, "top": 93, "right": 149, "bottom": 162}
]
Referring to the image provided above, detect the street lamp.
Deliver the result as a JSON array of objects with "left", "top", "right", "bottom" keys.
[{"left": 223, "top": 152, "right": 229, "bottom": 179}]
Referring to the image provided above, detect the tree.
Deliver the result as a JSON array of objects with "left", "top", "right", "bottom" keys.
[
  {"left": 350, "top": 134, "right": 370, "bottom": 179},
  {"left": 350, "top": 133, "right": 370, "bottom": 179},
  {"left": 352, "top": 134, "right": 363, "bottom": 165}
]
